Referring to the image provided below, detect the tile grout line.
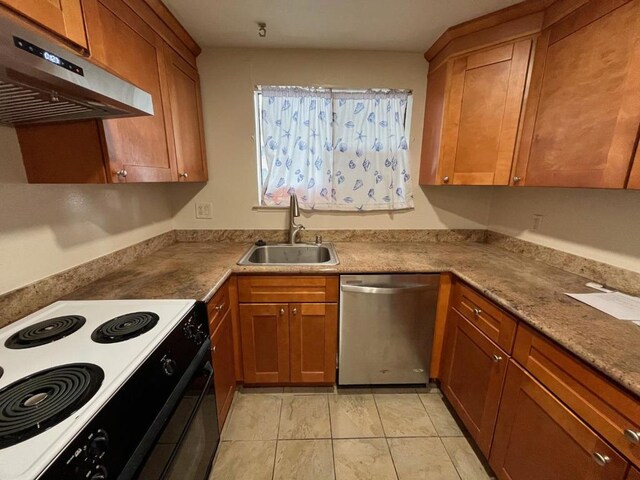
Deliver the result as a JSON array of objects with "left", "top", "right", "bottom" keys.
[
  {"left": 440, "top": 437, "right": 464, "bottom": 480},
  {"left": 271, "top": 394, "right": 284, "bottom": 480},
  {"left": 371, "top": 393, "right": 389, "bottom": 438},
  {"left": 372, "top": 392, "right": 401, "bottom": 479},
  {"left": 327, "top": 393, "right": 337, "bottom": 480}
]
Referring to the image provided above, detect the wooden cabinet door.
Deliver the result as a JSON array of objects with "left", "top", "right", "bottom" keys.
[
  {"left": 627, "top": 468, "right": 640, "bottom": 480},
  {"left": 490, "top": 361, "right": 629, "bottom": 480},
  {"left": 165, "top": 46, "right": 208, "bottom": 182},
  {"left": 82, "top": 0, "right": 176, "bottom": 182},
  {"left": 0, "top": 0, "right": 87, "bottom": 49},
  {"left": 441, "top": 308, "right": 508, "bottom": 456},
  {"left": 514, "top": 0, "right": 640, "bottom": 188},
  {"left": 439, "top": 39, "right": 532, "bottom": 185},
  {"left": 211, "top": 308, "right": 235, "bottom": 432},
  {"left": 239, "top": 304, "right": 289, "bottom": 384},
  {"left": 290, "top": 303, "right": 337, "bottom": 383}
]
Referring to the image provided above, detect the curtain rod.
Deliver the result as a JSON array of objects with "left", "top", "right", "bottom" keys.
[{"left": 254, "top": 85, "right": 413, "bottom": 94}]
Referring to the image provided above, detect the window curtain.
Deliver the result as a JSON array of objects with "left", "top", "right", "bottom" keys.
[{"left": 260, "top": 87, "right": 413, "bottom": 211}]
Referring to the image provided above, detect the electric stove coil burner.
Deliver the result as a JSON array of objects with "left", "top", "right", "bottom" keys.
[
  {"left": 92, "top": 312, "right": 159, "bottom": 344},
  {"left": 5, "top": 316, "right": 86, "bottom": 349},
  {"left": 0, "top": 364, "right": 104, "bottom": 449}
]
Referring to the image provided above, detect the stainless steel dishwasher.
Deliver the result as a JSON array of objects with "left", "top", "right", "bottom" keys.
[{"left": 339, "top": 274, "right": 440, "bottom": 385}]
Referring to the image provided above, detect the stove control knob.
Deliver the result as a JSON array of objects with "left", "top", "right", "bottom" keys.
[
  {"left": 183, "top": 323, "right": 197, "bottom": 340},
  {"left": 89, "top": 430, "right": 109, "bottom": 456},
  {"left": 195, "top": 324, "right": 207, "bottom": 344},
  {"left": 161, "top": 356, "right": 177, "bottom": 376},
  {"left": 90, "top": 465, "right": 108, "bottom": 480}
]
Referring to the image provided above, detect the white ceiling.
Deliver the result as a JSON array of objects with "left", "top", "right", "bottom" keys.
[{"left": 163, "top": 0, "right": 522, "bottom": 53}]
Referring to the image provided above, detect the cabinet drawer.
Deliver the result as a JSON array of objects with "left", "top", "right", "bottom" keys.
[
  {"left": 451, "top": 281, "right": 517, "bottom": 352},
  {"left": 513, "top": 323, "right": 640, "bottom": 467},
  {"left": 207, "top": 282, "right": 230, "bottom": 337},
  {"left": 238, "top": 276, "right": 338, "bottom": 303}
]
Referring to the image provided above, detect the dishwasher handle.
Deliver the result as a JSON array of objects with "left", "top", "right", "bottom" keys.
[{"left": 341, "top": 283, "right": 432, "bottom": 295}]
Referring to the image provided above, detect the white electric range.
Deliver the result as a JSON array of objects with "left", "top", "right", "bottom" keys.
[{"left": 0, "top": 299, "right": 214, "bottom": 480}]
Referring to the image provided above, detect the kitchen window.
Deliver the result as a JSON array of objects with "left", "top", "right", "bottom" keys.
[{"left": 254, "top": 86, "right": 414, "bottom": 211}]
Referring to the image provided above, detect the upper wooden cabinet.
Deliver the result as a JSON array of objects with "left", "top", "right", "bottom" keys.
[
  {"left": 83, "top": 0, "right": 176, "bottom": 183},
  {"left": 420, "top": 0, "right": 640, "bottom": 189},
  {"left": 0, "top": 0, "right": 88, "bottom": 49},
  {"left": 420, "top": 39, "right": 533, "bottom": 186},
  {"left": 164, "top": 46, "right": 208, "bottom": 182},
  {"left": 13, "top": 0, "right": 208, "bottom": 184},
  {"left": 513, "top": 0, "right": 640, "bottom": 188}
]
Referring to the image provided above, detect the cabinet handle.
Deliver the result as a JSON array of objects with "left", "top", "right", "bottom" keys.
[
  {"left": 212, "top": 345, "right": 216, "bottom": 353},
  {"left": 116, "top": 169, "right": 128, "bottom": 178},
  {"left": 442, "top": 176, "right": 450, "bottom": 184},
  {"left": 215, "top": 302, "right": 225, "bottom": 312},
  {"left": 473, "top": 307, "right": 482, "bottom": 317},
  {"left": 292, "top": 308, "right": 297, "bottom": 315},
  {"left": 179, "top": 172, "right": 189, "bottom": 178},
  {"left": 279, "top": 308, "right": 285, "bottom": 315},
  {"left": 624, "top": 429, "right": 640, "bottom": 444},
  {"left": 592, "top": 452, "right": 611, "bottom": 466},
  {"left": 492, "top": 354, "right": 503, "bottom": 363},
  {"left": 513, "top": 176, "right": 521, "bottom": 183}
]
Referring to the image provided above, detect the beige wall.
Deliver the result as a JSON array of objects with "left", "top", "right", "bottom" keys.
[
  {"left": 488, "top": 187, "right": 640, "bottom": 273},
  {"left": 0, "top": 126, "right": 174, "bottom": 295},
  {"left": 170, "top": 47, "right": 494, "bottom": 230}
]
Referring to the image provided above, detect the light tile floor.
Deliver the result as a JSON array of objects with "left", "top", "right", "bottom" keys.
[{"left": 210, "top": 386, "right": 496, "bottom": 480}]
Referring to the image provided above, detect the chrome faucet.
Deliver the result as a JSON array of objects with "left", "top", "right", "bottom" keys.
[{"left": 288, "top": 193, "right": 305, "bottom": 244}]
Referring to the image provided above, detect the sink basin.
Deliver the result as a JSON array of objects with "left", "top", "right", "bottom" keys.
[{"left": 237, "top": 243, "right": 339, "bottom": 266}]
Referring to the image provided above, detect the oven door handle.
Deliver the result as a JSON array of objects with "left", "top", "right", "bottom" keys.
[{"left": 119, "top": 339, "right": 213, "bottom": 480}]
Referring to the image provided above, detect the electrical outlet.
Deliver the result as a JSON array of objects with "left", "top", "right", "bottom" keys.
[
  {"left": 195, "top": 202, "right": 212, "bottom": 219},
  {"left": 532, "top": 214, "right": 544, "bottom": 231}
]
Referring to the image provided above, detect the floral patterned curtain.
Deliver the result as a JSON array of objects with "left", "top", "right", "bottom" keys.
[{"left": 260, "top": 87, "right": 413, "bottom": 211}]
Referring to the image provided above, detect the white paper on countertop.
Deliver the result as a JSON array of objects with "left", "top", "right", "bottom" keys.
[{"left": 565, "top": 292, "right": 640, "bottom": 321}]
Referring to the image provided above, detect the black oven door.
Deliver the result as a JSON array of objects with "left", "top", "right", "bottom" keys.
[{"left": 135, "top": 347, "right": 220, "bottom": 480}]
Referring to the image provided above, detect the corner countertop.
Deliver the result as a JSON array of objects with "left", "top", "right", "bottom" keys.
[{"left": 66, "top": 241, "right": 640, "bottom": 398}]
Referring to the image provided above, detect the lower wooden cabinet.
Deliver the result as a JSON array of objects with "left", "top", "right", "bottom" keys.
[
  {"left": 490, "top": 361, "right": 629, "bottom": 480},
  {"left": 628, "top": 468, "right": 640, "bottom": 480},
  {"left": 239, "top": 304, "right": 290, "bottom": 384},
  {"left": 239, "top": 302, "right": 337, "bottom": 385},
  {"left": 210, "top": 307, "right": 235, "bottom": 431},
  {"left": 441, "top": 307, "right": 508, "bottom": 456},
  {"left": 290, "top": 303, "right": 337, "bottom": 383}
]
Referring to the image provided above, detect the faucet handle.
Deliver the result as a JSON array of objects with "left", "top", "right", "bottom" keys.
[{"left": 315, "top": 235, "right": 322, "bottom": 244}]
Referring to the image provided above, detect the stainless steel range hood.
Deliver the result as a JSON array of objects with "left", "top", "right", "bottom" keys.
[{"left": 0, "top": 13, "right": 153, "bottom": 126}]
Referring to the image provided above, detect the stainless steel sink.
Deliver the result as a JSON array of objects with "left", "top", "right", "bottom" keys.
[{"left": 237, "top": 243, "right": 339, "bottom": 266}]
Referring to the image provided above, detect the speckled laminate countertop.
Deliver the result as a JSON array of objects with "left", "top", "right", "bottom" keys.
[{"left": 66, "top": 241, "right": 640, "bottom": 398}]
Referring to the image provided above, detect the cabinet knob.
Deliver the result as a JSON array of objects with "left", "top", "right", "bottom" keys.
[
  {"left": 492, "top": 354, "right": 503, "bottom": 363},
  {"left": 442, "top": 176, "right": 450, "bottom": 184},
  {"left": 513, "top": 176, "right": 521, "bottom": 183},
  {"left": 473, "top": 307, "right": 482, "bottom": 317},
  {"left": 279, "top": 308, "right": 285, "bottom": 315},
  {"left": 179, "top": 172, "right": 189, "bottom": 179},
  {"left": 292, "top": 308, "right": 298, "bottom": 315},
  {"left": 592, "top": 452, "right": 611, "bottom": 466},
  {"left": 116, "top": 169, "right": 128, "bottom": 178},
  {"left": 624, "top": 429, "right": 640, "bottom": 444},
  {"left": 212, "top": 345, "right": 216, "bottom": 353},
  {"left": 215, "top": 302, "right": 225, "bottom": 312}
]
